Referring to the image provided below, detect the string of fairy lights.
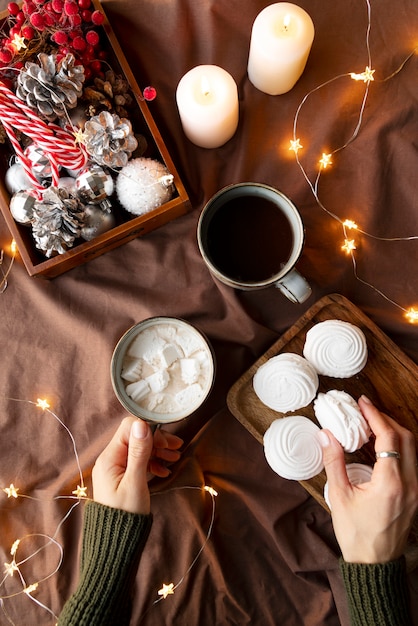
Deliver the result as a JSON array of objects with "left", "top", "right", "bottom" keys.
[
  {"left": 0, "top": 396, "right": 218, "bottom": 624},
  {"left": 288, "top": 0, "right": 418, "bottom": 323}
]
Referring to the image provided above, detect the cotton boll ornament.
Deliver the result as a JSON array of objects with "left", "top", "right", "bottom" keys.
[{"left": 116, "top": 157, "right": 174, "bottom": 216}]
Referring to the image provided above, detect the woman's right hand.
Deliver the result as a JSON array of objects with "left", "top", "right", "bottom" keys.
[{"left": 319, "top": 395, "right": 418, "bottom": 564}]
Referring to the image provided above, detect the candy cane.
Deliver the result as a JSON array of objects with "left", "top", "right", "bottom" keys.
[{"left": 0, "top": 80, "right": 89, "bottom": 195}]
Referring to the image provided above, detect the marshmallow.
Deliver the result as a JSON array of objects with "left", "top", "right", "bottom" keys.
[
  {"left": 127, "top": 328, "right": 166, "bottom": 365},
  {"left": 180, "top": 358, "right": 201, "bottom": 384},
  {"left": 264, "top": 415, "right": 324, "bottom": 480},
  {"left": 303, "top": 319, "right": 368, "bottom": 378},
  {"left": 161, "top": 343, "right": 182, "bottom": 368},
  {"left": 314, "top": 390, "right": 371, "bottom": 452},
  {"left": 126, "top": 379, "right": 150, "bottom": 403},
  {"left": 324, "top": 462, "right": 373, "bottom": 509},
  {"left": 176, "top": 383, "right": 203, "bottom": 409},
  {"left": 253, "top": 353, "right": 319, "bottom": 413},
  {"left": 121, "top": 359, "right": 142, "bottom": 383},
  {"left": 146, "top": 369, "right": 170, "bottom": 393}
]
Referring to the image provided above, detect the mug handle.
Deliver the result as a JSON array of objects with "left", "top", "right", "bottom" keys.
[{"left": 274, "top": 268, "right": 312, "bottom": 304}]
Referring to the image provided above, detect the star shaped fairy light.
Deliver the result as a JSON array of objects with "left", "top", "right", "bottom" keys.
[
  {"left": 72, "top": 485, "right": 88, "bottom": 498},
  {"left": 405, "top": 307, "right": 418, "bottom": 323},
  {"left": 11, "top": 33, "right": 26, "bottom": 51},
  {"left": 343, "top": 219, "right": 358, "bottom": 230},
  {"left": 289, "top": 138, "right": 303, "bottom": 153},
  {"left": 3, "top": 484, "right": 19, "bottom": 498},
  {"left": 319, "top": 153, "right": 332, "bottom": 169},
  {"left": 36, "top": 398, "right": 50, "bottom": 411},
  {"left": 342, "top": 239, "right": 357, "bottom": 254},
  {"left": 158, "top": 582, "right": 175, "bottom": 599},
  {"left": 73, "top": 128, "right": 85, "bottom": 145},
  {"left": 4, "top": 560, "right": 19, "bottom": 577},
  {"left": 350, "top": 66, "right": 375, "bottom": 83},
  {"left": 23, "top": 583, "right": 38, "bottom": 595}
]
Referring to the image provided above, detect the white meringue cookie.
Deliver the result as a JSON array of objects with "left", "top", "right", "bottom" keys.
[
  {"left": 253, "top": 353, "right": 319, "bottom": 413},
  {"left": 314, "top": 390, "right": 371, "bottom": 452},
  {"left": 264, "top": 415, "right": 324, "bottom": 480},
  {"left": 324, "top": 462, "right": 373, "bottom": 509},
  {"left": 303, "top": 320, "right": 368, "bottom": 378}
]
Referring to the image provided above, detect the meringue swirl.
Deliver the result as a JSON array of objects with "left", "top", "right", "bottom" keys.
[
  {"left": 253, "top": 353, "right": 319, "bottom": 413},
  {"left": 263, "top": 415, "right": 324, "bottom": 480},
  {"left": 314, "top": 390, "right": 371, "bottom": 452},
  {"left": 303, "top": 320, "right": 368, "bottom": 378},
  {"left": 324, "top": 462, "right": 373, "bottom": 509}
]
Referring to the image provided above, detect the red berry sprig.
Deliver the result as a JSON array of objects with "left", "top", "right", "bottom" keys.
[{"left": 1, "top": 0, "right": 106, "bottom": 77}]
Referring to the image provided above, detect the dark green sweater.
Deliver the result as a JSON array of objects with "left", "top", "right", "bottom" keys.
[
  {"left": 58, "top": 502, "right": 411, "bottom": 625},
  {"left": 58, "top": 501, "right": 152, "bottom": 625}
]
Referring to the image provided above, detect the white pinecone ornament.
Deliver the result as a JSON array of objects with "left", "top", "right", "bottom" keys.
[{"left": 16, "top": 53, "right": 85, "bottom": 123}]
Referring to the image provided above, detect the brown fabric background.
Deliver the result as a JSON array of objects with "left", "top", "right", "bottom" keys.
[{"left": 0, "top": 0, "right": 417, "bottom": 624}]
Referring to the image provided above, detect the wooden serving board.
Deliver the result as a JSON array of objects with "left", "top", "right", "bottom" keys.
[{"left": 227, "top": 294, "right": 418, "bottom": 543}]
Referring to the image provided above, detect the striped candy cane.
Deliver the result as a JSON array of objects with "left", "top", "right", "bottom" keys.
[{"left": 0, "top": 80, "right": 88, "bottom": 197}]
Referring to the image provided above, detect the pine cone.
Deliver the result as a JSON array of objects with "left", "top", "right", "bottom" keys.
[
  {"left": 32, "top": 187, "right": 85, "bottom": 257},
  {"left": 83, "top": 111, "right": 138, "bottom": 168},
  {"left": 83, "top": 69, "right": 134, "bottom": 118},
  {"left": 16, "top": 53, "right": 85, "bottom": 123}
]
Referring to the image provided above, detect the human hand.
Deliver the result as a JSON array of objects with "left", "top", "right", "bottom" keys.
[
  {"left": 92, "top": 417, "right": 183, "bottom": 515},
  {"left": 319, "top": 395, "right": 418, "bottom": 564}
]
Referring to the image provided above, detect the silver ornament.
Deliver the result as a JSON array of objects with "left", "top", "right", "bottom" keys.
[
  {"left": 24, "top": 144, "right": 56, "bottom": 179},
  {"left": 80, "top": 204, "right": 116, "bottom": 241},
  {"left": 76, "top": 165, "right": 113, "bottom": 203},
  {"left": 10, "top": 191, "right": 36, "bottom": 224},
  {"left": 5, "top": 163, "right": 34, "bottom": 194}
]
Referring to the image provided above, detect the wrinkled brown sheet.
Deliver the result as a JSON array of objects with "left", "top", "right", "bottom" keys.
[{"left": 1, "top": 0, "right": 418, "bottom": 624}]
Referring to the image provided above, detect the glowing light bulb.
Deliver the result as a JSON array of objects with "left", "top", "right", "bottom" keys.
[
  {"left": 158, "top": 582, "right": 175, "bottom": 599},
  {"left": 36, "top": 398, "right": 50, "bottom": 411},
  {"left": 289, "top": 138, "right": 303, "bottom": 153},
  {"left": 405, "top": 307, "right": 418, "bottom": 323},
  {"left": 10, "top": 240, "right": 17, "bottom": 255},
  {"left": 319, "top": 153, "right": 332, "bottom": 169},
  {"left": 342, "top": 239, "right": 356, "bottom": 254}
]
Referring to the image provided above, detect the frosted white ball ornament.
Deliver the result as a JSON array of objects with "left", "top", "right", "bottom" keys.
[{"left": 116, "top": 157, "right": 174, "bottom": 216}]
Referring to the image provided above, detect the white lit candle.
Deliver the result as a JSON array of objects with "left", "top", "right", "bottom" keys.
[
  {"left": 247, "top": 3, "right": 315, "bottom": 95},
  {"left": 176, "top": 65, "right": 239, "bottom": 149}
]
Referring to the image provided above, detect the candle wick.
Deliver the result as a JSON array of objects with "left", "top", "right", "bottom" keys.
[{"left": 283, "top": 14, "right": 291, "bottom": 32}]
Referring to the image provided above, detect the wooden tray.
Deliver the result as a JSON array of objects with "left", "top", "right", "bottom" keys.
[
  {"left": 227, "top": 294, "right": 418, "bottom": 540},
  {"left": 0, "top": 0, "right": 191, "bottom": 278}
]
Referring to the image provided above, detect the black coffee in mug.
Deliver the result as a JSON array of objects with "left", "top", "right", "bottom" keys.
[
  {"left": 197, "top": 183, "right": 311, "bottom": 303},
  {"left": 205, "top": 194, "right": 294, "bottom": 283}
]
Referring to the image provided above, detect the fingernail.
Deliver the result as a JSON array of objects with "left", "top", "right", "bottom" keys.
[
  {"left": 360, "top": 395, "right": 372, "bottom": 404},
  {"left": 132, "top": 420, "right": 148, "bottom": 439},
  {"left": 318, "top": 430, "right": 330, "bottom": 447}
]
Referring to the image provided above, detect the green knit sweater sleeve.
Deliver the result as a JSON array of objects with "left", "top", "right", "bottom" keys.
[
  {"left": 58, "top": 500, "right": 153, "bottom": 626},
  {"left": 340, "top": 556, "right": 411, "bottom": 626}
]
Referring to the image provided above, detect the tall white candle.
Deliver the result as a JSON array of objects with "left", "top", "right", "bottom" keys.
[
  {"left": 247, "top": 3, "right": 314, "bottom": 95},
  {"left": 176, "top": 65, "right": 239, "bottom": 149}
]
